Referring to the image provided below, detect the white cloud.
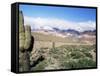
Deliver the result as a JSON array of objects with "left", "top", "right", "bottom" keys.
[{"left": 24, "top": 16, "right": 96, "bottom": 32}]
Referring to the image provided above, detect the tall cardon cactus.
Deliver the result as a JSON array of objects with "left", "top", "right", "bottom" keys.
[{"left": 19, "top": 11, "right": 32, "bottom": 72}]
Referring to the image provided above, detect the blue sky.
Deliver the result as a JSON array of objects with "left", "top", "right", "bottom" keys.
[
  {"left": 19, "top": 4, "right": 96, "bottom": 32},
  {"left": 19, "top": 4, "right": 96, "bottom": 22}
]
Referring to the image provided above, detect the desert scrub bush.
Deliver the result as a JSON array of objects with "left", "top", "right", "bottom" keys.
[
  {"left": 49, "top": 47, "right": 68, "bottom": 60},
  {"left": 59, "top": 45, "right": 72, "bottom": 51},
  {"left": 81, "top": 45, "right": 94, "bottom": 52},
  {"left": 77, "top": 57, "right": 96, "bottom": 68},
  {"left": 70, "top": 51, "right": 85, "bottom": 59},
  {"left": 83, "top": 52, "right": 93, "bottom": 58},
  {"left": 60, "top": 59, "right": 79, "bottom": 69},
  {"left": 59, "top": 45, "right": 84, "bottom": 52},
  {"left": 60, "top": 57, "right": 96, "bottom": 69},
  {"left": 49, "top": 47, "right": 59, "bottom": 54},
  {"left": 92, "top": 44, "right": 96, "bottom": 49}
]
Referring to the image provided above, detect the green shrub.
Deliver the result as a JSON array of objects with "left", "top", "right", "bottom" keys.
[
  {"left": 70, "top": 51, "right": 85, "bottom": 59},
  {"left": 84, "top": 52, "right": 93, "bottom": 58},
  {"left": 60, "top": 57, "right": 96, "bottom": 69},
  {"left": 78, "top": 57, "right": 96, "bottom": 68}
]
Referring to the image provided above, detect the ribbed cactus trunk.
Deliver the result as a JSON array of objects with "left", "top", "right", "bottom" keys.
[
  {"left": 19, "top": 11, "right": 25, "bottom": 51},
  {"left": 52, "top": 42, "right": 55, "bottom": 49},
  {"left": 19, "top": 11, "right": 32, "bottom": 72}
]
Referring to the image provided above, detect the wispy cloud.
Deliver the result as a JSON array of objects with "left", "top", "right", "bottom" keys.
[{"left": 24, "top": 16, "right": 96, "bottom": 32}]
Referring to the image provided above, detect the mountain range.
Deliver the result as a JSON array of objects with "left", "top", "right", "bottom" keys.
[
  {"left": 53, "top": 27, "right": 96, "bottom": 35},
  {"left": 32, "top": 27, "right": 96, "bottom": 37}
]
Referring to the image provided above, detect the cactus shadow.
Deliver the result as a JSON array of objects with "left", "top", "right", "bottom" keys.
[{"left": 28, "top": 36, "right": 34, "bottom": 52}]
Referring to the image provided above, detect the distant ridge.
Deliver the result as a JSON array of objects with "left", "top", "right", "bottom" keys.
[{"left": 32, "top": 27, "right": 96, "bottom": 37}]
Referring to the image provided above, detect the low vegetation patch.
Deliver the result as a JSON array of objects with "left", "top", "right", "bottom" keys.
[{"left": 30, "top": 45, "right": 96, "bottom": 71}]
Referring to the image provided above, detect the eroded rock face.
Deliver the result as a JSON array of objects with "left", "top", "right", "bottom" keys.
[{"left": 30, "top": 49, "right": 46, "bottom": 67}]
